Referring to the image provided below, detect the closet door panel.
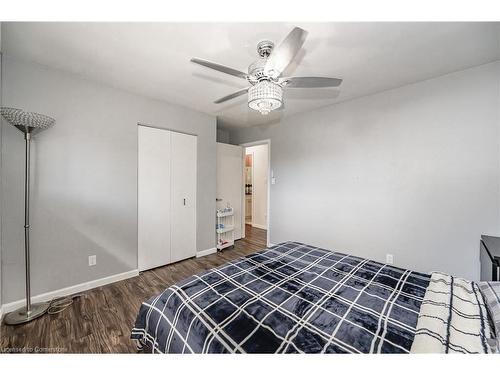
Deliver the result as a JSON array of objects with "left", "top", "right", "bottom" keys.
[
  {"left": 138, "top": 126, "right": 172, "bottom": 271},
  {"left": 171, "top": 132, "right": 197, "bottom": 262}
]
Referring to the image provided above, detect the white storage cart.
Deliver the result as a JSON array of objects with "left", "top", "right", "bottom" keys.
[{"left": 216, "top": 206, "right": 234, "bottom": 251}]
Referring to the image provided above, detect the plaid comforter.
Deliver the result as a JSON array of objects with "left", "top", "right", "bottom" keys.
[{"left": 131, "top": 242, "right": 431, "bottom": 353}]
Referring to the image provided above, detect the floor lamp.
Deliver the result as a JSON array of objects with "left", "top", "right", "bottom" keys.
[{"left": 1, "top": 107, "right": 55, "bottom": 325}]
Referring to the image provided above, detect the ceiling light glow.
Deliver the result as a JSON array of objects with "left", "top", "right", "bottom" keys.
[{"left": 248, "top": 80, "right": 283, "bottom": 115}]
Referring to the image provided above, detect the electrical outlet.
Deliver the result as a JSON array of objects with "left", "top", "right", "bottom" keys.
[
  {"left": 386, "top": 254, "right": 394, "bottom": 265},
  {"left": 88, "top": 255, "right": 97, "bottom": 266}
]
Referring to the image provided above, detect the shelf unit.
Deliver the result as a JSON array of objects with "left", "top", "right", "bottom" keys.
[
  {"left": 216, "top": 225, "right": 235, "bottom": 234},
  {"left": 216, "top": 207, "right": 234, "bottom": 250}
]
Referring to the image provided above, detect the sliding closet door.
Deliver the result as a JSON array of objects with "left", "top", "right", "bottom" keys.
[
  {"left": 170, "top": 131, "right": 197, "bottom": 263},
  {"left": 138, "top": 126, "right": 172, "bottom": 271}
]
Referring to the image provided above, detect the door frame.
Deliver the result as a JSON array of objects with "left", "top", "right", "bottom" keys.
[{"left": 240, "top": 139, "right": 271, "bottom": 247}]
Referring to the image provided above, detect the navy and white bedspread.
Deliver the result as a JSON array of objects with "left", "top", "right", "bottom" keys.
[{"left": 131, "top": 242, "right": 431, "bottom": 353}]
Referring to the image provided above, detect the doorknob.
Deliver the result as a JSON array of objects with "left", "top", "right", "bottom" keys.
[
  {"left": 216, "top": 198, "right": 223, "bottom": 202},
  {"left": 183, "top": 198, "right": 186, "bottom": 206}
]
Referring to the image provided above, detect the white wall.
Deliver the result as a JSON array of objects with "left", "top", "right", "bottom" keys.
[
  {"left": 231, "top": 62, "right": 500, "bottom": 280},
  {"left": 1, "top": 56, "right": 216, "bottom": 304},
  {"left": 246, "top": 144, "right": 268, "bottom": 229}
]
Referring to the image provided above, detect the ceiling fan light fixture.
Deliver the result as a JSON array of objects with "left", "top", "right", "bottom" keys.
[
  {"left": 248, "top": 80, "right": 283, "bottom": 115},
  {"left": 191, "top": 27, "right": 343, "bottom": 113}
]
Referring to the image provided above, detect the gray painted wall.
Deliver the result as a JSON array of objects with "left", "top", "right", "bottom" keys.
[
  {"left": 230, "top": 62, "right": 500, "bottom": 280},
  {"left": 216, "top": 128, "right": 230, "bottom": 144},
  {"left": 1, "top": 56, "right": 216, "bottom": 303}
]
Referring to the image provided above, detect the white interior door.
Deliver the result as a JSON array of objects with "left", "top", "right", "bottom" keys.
[
  {"left": 217, "top": 143, "right": 243, "bottom": 240},
  {"left": 138, "top": 126, "right": 171, "bottom": 271},
  {"left": 171, "top": 131, "right": 197, "bottom": 263}
]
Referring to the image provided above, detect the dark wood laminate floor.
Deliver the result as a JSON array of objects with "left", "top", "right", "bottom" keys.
[{"left": 0, "top": 225, "right": 267, "bottom": 353}]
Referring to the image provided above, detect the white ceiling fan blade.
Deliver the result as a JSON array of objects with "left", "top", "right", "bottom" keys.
[
  {"left": 264, "top": 27, "right": 308, "bottom": 78},
  {"left": 283, "top": 77, "right": 342, "bottom": 88},
  {"left": 191, "top": 58, "right": 248, "bottom": 80},
  {"left": 214, "top": 88, "right": 249, "bottom": 104}
]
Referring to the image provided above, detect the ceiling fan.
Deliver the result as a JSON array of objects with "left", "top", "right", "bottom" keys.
[{"left": 191, "top": 27, "right": 343, "bottom": 115}]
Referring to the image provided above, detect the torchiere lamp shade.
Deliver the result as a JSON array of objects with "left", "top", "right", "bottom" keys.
[{"left": 1, "top": 107, "right": 55, "bottom": 134}]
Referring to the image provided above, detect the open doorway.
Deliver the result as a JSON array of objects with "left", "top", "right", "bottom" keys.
[{"left": 241, "top": 141, "right": 270, "bottom": 246}]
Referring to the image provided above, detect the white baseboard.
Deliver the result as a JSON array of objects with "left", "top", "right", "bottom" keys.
[
  {"left": 196, "top": 247, "right": 217, "bottom": 258},
  {"left": 0, "top": 305, "right": 3, "bottom": 320},
  {"left": 1, "top": 269, "right": 139, "bottom": 315},
  {"left": 267, "top": 242, "right": 276, "bottom": 247},
  {"left": 252, "top": 223, "right": 267, "bottom": 230}
]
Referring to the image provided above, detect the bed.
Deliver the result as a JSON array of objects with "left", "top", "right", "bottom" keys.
[{"left": 131, "top": 242, "right": 495, "bottom": 353}]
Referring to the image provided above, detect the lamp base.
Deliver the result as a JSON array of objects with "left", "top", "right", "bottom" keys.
[{"left": 3, "top": 302, "right": 49, "bottom": 325}]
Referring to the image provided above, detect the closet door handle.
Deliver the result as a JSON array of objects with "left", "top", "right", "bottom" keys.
[{"left": 183, "top": 198, "right": 186, "bottom": 206}]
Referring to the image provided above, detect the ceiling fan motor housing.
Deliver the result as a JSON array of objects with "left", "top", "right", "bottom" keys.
[
  {"left": 248, "top": 58, "right": 268, "bottom": 81},
  {"left": 248, "top": 40, "right": 276, "bottom": 82},
  {"left": 257, "top": 40, "right": 274, "bottom": 57}
]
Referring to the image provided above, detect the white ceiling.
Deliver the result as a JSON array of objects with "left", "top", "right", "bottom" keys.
[{"left": 2, "top": 22, "right": 499, "bottom": 128}]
